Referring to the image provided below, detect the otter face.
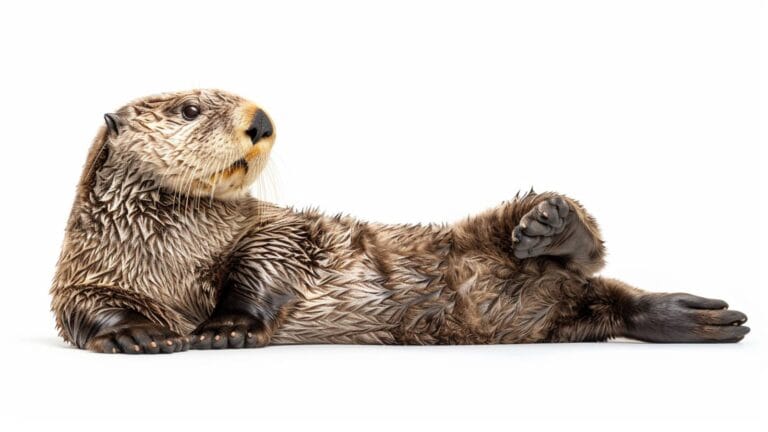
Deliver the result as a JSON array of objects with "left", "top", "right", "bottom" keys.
[{"left": 104, "top": 89, "right": 275, "bottom": 200}]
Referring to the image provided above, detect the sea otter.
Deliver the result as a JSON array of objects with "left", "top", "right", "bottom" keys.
[{"left": 50, "top": 89, "right": 749, "bottom": 353}]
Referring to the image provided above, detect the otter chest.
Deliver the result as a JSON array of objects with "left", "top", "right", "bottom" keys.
[{"left": 70, "top": 193, "right": 246, "bottom": 332}]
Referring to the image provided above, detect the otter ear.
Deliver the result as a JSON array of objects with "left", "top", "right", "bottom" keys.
[{"left": 103, "top": 113, "right": 121, "bottom": 136}]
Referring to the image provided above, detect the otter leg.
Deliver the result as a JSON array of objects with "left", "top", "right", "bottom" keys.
[
  {"left": 546, "top": 277, "right": 750, "bottom": 343},
  {"left": 190, "top": 279, "right": 292, "bottom": 350},
  {"left": 54, "top": 285, "right": 188, "bottom": 354},
  {"left": 512, "top": 194, "right": 605, "bottom": 275}
]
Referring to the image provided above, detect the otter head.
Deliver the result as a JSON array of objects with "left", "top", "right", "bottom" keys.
[{"left": 100, "top": 89, "right": 275, "bottom": 200}]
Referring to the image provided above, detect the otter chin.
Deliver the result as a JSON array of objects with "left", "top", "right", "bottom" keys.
[{"left": 50, "top": 89, "right": 749, "bottom": 354}]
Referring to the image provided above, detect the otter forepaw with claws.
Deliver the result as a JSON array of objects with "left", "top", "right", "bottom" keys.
[
  {"left": 190, "top": 314, "right": 271, "bottom": 350},
  {"left": 86, "top": 323, "right": 189, "bottom": 354}
]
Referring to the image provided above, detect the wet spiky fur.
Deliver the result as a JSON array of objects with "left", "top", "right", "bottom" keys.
[{"left": 50, "top": 89, "right": 750, "bottom": 353}]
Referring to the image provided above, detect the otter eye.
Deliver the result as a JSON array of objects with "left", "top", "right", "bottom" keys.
[{"left": 181, "top": 104, "right": 200, "bottom": 121}]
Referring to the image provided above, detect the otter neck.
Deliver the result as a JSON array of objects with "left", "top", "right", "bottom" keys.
[
  {"left": 68, "top": 150, "right": 253, "bottom": 247},
  {"left": 87, "top": 152, "right": 234, "bottom": 217},
  {"left": 91, "top": 154, "right": 163, "bottom": 208}
]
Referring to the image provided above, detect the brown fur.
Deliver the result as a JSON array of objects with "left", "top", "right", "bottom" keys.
[{"left": 50, "top": 89, "right": 749, "bottom": 353}]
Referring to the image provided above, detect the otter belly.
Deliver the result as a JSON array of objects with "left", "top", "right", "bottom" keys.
[{"left": 269, "top": 264, "right": 449, "bottom": 345}]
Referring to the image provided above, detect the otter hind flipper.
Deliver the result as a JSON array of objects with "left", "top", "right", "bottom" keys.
[{"left": 624, "top": 293, "right": 750, "bottom": 343}]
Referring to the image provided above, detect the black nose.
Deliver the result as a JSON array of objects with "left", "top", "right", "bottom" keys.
[{"left": 245, "top": 109, "right": 273, "bottom": 144}]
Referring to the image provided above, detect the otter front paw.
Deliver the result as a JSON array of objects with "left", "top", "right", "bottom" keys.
[
  {"left": 625, "top": 293, "right": 750, "bottom": 343},
  {"left": 190, "top": 314, "right": 271, "bottom": 349},
  {"left": 512, "top": 195, "right": 570, "bottom": 259},
  {"left": 86, "top": 323, "right": 189, "bottom": 354}
]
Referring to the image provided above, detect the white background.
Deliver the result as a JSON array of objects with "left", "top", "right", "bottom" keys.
[{"left": 0, "top": 0, "right": 765, "bottom": 430}]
